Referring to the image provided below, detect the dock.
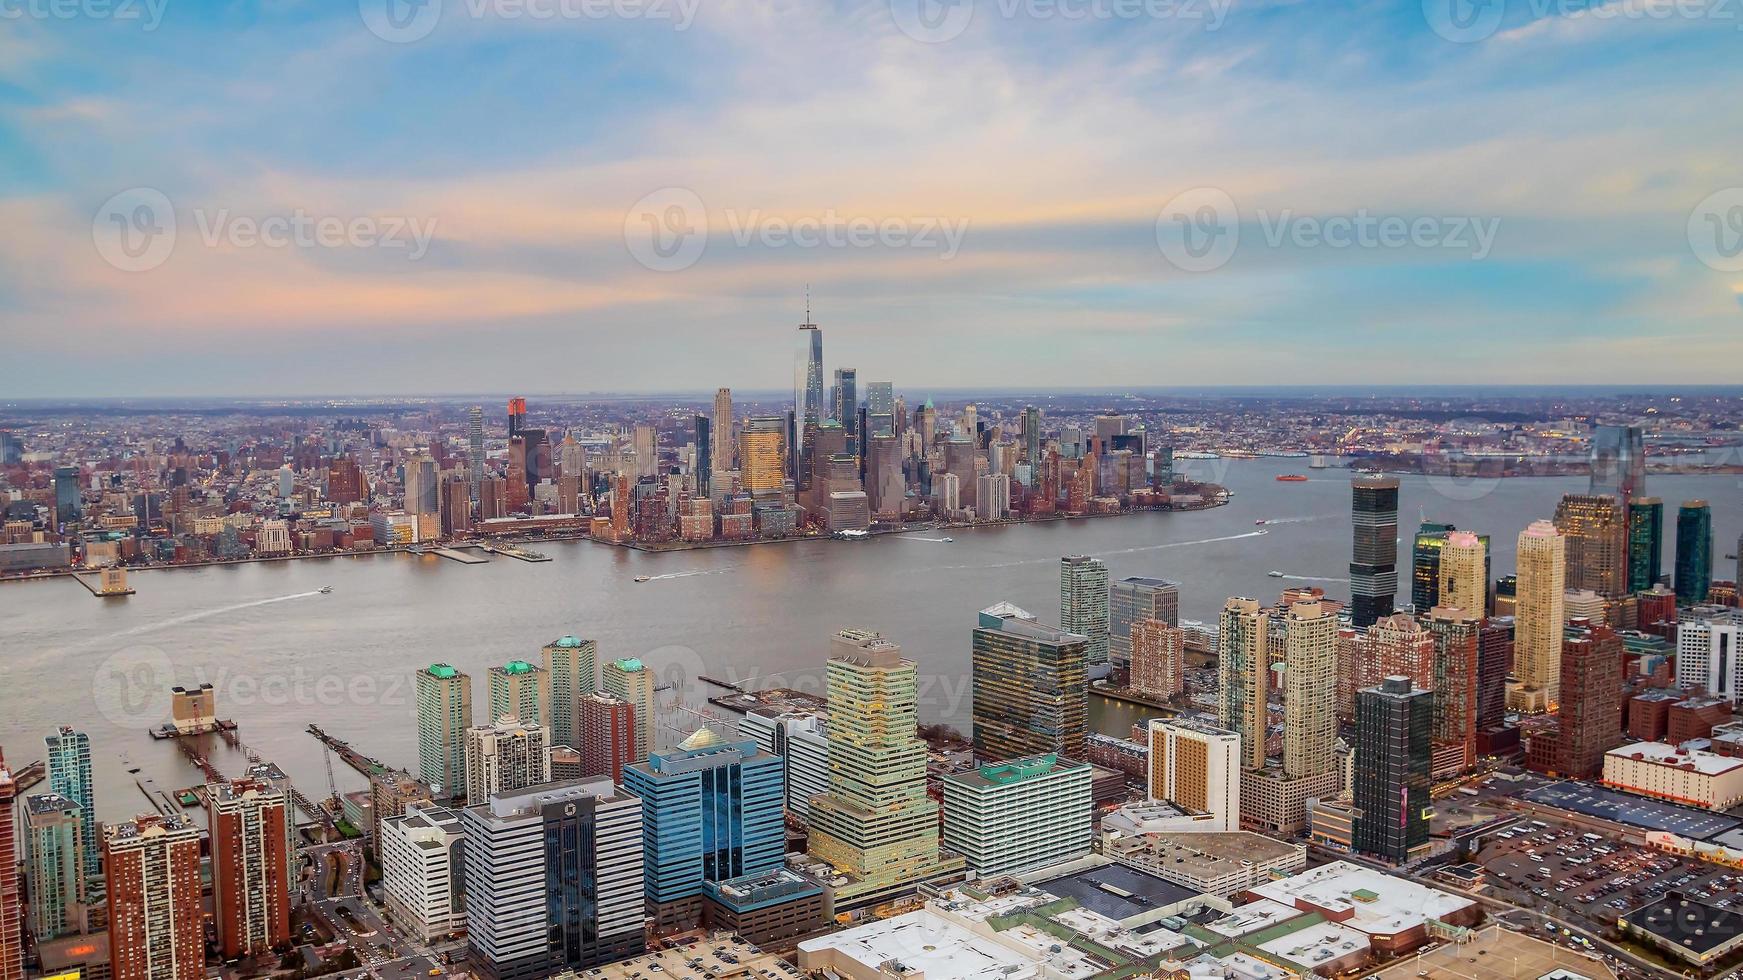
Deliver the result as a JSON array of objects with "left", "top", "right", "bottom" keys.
[
  {"left": 71, "top": 570, "right": 134, "bottom": 597},
  {"left": 307, "top": 724, "right": 395, "bottom": 778},
  {"left": 431, "top": 547, "right": 489, "bottom": 564},
  {"left": 134, "top": 774, "right": 182, "bottom": 818},
  {"left": 13, "top": 760, "right": 45, "bottom": 792},
  {"left": 480, "top": 543, "right": 551, "bottom": 562}
]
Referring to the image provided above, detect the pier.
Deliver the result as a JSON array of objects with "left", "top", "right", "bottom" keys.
[
  {"left": 71, "top": 566, "right": 134, "bottom": 597},
  {"left": 307, "top": 724, "right": 394, "bottom": 778},
  {"left": 480, "top": 542, "right": 551, "bottom": 562},
  {"left": 431, "top": 546, "right": 489, "bottom": 564},
  {"left": 12, "top": 760, "right": 45, "bottom": 792}
]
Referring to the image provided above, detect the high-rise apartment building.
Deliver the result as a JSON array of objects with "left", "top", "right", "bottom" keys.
[
  {"left": 1554, "top": 493, "right": 1628, "bottom": 597},
  {"left": 579, "top": 691, "right": 638, "bottom": 783},
  {"left": 1282, "top": 600, "right": 1338, "bottom": 781},
  {"left": 488, "top": 660, "right": 551, "bottom": 731},
  {"left": 1366, "top": 614, "right": 1434, "bottom": 692},
  {"left": 1628, "top": 496, "right": 1664, "bottom": 593},
  {"left": 1426, "top": 607, "right": 1480, "bottom": 774},
  {"left": 1108, "top": 576, "right": 1179, "bottom": 675},
  {"left": 941, "top": 754, "right": 1092, "bottom": 878},
  {"left": 1676, "top": 609, "right": 1743, "bottom": 704},
  {"left": 1021, "top": 406, "right": 1043, "bottom": 484},
  {"left": 469, "top": 405, "right": 485, "bottom": 499},
  {"left": 461, "top": 779, "right": 645, "bottom": 980},
  {"left": 1059, "top": 555, "right": 1110, "bottom": 665},
  {"left": 464, "top": 716, "right": 551, "bottom": 802},
  {"left": 1145, "top": 719, "right": 1241, "bottom": 832},
  {"left": 417, "top": 663, "right": 473, "bottom": 797},
  {"left": 207, "top": 778, "right": 292, "bottom": 959},
  {"left": 971, "top": 603, "right": 1089, "bottom": 762},
  {"left": 1557, "top": 623, "right": 1623, "bottom": 779},
  {"left": 0, "top": 753, "right": 19, "bottom": 980},
  {"left": 1510, "top": 520, "right": 1566, "bottom": 712},
  {"left": 806, "top": 630, "right": 962, "bottom": 909},
  {"left": 44, "top": 726, "right": 96, "bottom": 893},
  {"left": 713, "top": 387, "right": 734, "bottom": 475},
  {"left": 1677, "top": 500, "right": 1713, "bottom": 604},
  {"left": 1411, "top": 521, "right": 1455, "bottom": 612},
  {"left": 1352, "top": 677, "right": 1432, "bottom": 863},
  {"left": 105, "top": 814, "right": 205, "bottom": 980},
  {"left": 23, "top": 794, "right": 86, "bottom": 940},
  {"left": 1439, "top": 530, "right": 1487, "bottom": 615},
  {"left": 1218, "top": 597, "right": 1269, "bottom": 772},
  {"left": 623, "top": 730, "right": 785, "bottom": 929},
  {"left": 692, "top": 415, "right": 712, "bottom": 495},
  {"left": 602, "top": 658, "right": 657, "bottom": 763},
  {"left": 1349, "top": 476, "right": 1401, "bottom": 627},
  {"left": 1130, "top": 619, "right": 1185, "bottom": 701},
  {"left": 541, "top": 635, "right": 596, "bottom": 749}
]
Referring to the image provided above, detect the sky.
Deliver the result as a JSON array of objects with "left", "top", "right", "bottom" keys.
[{"left": 1, "top": 0, "right": 1741, "bottom": 397}]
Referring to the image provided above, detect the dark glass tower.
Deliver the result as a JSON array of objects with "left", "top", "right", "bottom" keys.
[
  {"left": 1589, "top": 424, "right": 1646, "bottom": 500},
  {"left": 693, "top": 415, "right": 711, "bottom": 496},
  {"left": 1627, "top": 496, "right": 1663, "bottom": 593},
  {"left": 1411, "top": 522, "right": 1456, "bottom": 613},
  {"left": 1350, "top": 476, "right": 1401, "bottom": 628},
  {"left": 1352, "top": 675, "right": 1432, "bottom": 863},
  {"left": 1676, "top": 500, "right": 1713, "bottom": 604}
]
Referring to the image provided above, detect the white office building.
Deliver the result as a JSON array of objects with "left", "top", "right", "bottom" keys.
[
  {"left": 1677, "top": 609, "right": 1743, "bottom": 703},
  {"left": 737, "top": 709, "right": 829, "bottom": 823},
  {"left": 940, "top": 754, "right": 1091, "bottom": 878},
  {"left": 379, "top": 803, "right": 466, "bottom": 942}
]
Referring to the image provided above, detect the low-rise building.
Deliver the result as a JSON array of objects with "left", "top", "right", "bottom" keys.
[
  {"left": 1621, "top": 891, "right": 1743, "bottom": 968},
  {"left": 1101, "top": 831, "right": 1306, "bottom": 898},
  {"left": 1246, "top": 861, "right": 1480, "bottom": 954},
  {"left": 1602, "top": 740, "right": 1743, "bottom": 810}
]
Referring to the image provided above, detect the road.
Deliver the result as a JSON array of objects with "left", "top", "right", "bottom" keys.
[
  {"left": 1436, "top": 880, "right": 1678, "bottom": 980},
  {"left": 304, "top": 840, "right": 446, "bottom": 979}
]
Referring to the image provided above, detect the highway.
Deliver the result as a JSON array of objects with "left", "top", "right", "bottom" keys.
[{"left": 303, "top": 840, "right": 446, "bottom": 980}]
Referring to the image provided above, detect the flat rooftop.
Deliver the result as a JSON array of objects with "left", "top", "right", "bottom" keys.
[
  {"left": 1607, "top": 741, "right": 1743, "bottom": 776},
  {"left": 1249, "top": 861, "right": 1474, "bottom": 936},
  {"left": 799, "top": 910, "right": 1037, "bottom": 980},
  {"left": 1621, "top": 892, "right": 1743, "bottom": 957},
  {"left": 1371, "top": 925, "right": 1616, "bottom": 980},
  {"left": 1254, "top": 918, "right": 1370, "bottom": 970},
  {"left": 558, "top": 939, "right": 796, "bottom": 980},
  {"left": 1030, "top": 863, "right": 1201, "bottom": 921},
  {"left": 1105, "top": 831, "right": 1303, "bottom": 881},
  {"left": 1524, "top": 780, "right": 1741, "bottom": 840}
]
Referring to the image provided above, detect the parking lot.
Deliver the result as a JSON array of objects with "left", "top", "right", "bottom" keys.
[{"left": 1476, "top": 815, "right": 1743, "bottom": 936}]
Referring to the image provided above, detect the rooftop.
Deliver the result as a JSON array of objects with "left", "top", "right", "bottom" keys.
[
  {"left": 1105, "top": 831, "right": 1304, "bottom": 882},
  {"left": 1249, "top": 861, "right": 1475, "bottom": 936},
  {"left": 1371, "top": 925, "right": 1616, "bottom": 980},
  {"left": 555, "top": 938, "right": 796, "bottom": 980},
  {"left": 947, "top": 752, "right": 1086, "bottom": 788},
  {"left": 800, "top": 909, "right": 1037, "bottom": 980},
  {"left": 1606, "top": 741, "right": 1743, "bottom": 777},
  {"left": 1523, "top": 781, "right": 1740, "bottom": 841},
  {"left": 1622, "top": 892, "right": 1743, "bottom": 956},
  {"left": 1029, "top": 862, "right": 1202, "bottom": 922}
]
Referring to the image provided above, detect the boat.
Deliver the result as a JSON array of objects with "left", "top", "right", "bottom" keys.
[
  {"left": 939, "top": 537, "right": 954, "bottom": 543},
  {"left": 319, "top": 586, "right": 332, "bottom": 594},
  {"left": 634, "top": 575, "right": 652, "bottom": 583},
  {"left": 1268, "top": 570, "right": 1285, "bottom": 578},
  {"left": 1255, "top": 519, "right": 1268, "bottom": 526},
  {"left": 1275, "top": 474, "right": 1308, "bottom": 482}
]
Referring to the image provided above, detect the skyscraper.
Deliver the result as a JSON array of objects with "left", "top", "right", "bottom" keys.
[
  {"left": 633, "top": 424, "right": 657, "bottom": 479},
  {"left": 461, "top": 779, "right": 645, "bottom": 980},
  {"left": 1146, "top": 719, "right": 1241, "bottom": 832},
  {"left": 488, "top": 660, "right": 551, "bottom": 731},
  {"left": 1021, "top": 406, "right": 1043, "bottom": 484},
  {"left": 806, "top": 630, "right": 962, "bottom": 909},
  {"left": 972, "top": 603, "right": 1089, "bottom": 762},
  {"left": 797, "top": 319, "right": 824, "bottom": 481},
  {"left": 1352, "top": 676, "right": 1432, "bottom": 863},
  {"left": 507, "top": 396, "right": 526, "bottom": 438},
  {"left": 1349, "top": 476, "right": 1401, "bottom": 627},
  {"left": 741, "top": 416, "right": 787, "bottom": 497},
  {"left": 1628, "top": 496, "right": 1664, "bottom": 592},
  {"left": 832, "top": 367, "right": 859, "bottom": 449},
  {"left": 1059, "top": 555, "right": 1110, "bottom": 665},
  {"left": 469, "top": 405, "right": 485, "bottom": 500},
  {"left": 1108, "top": 576, "right": 1179, "bottom": 676},
  {"left": 602, "top": 658, "right": 657, "bottom": 763},
  {"left": 1438, "top": 530, "right": 1488, "bottom": 616},
  {"left": 1426, "top": 606, "right": 1480, "bottom": 774},
  {"left": 692, "top": 414, "right": 711, "bottom": 496},
  {"left": 0, "top": 752, "right": 19, "bottom": 980},
  {"left": 417, "top": 663, "right": 472, "bottom": 798},
  {"left": 1130, "top": 619, "right": 1186, "bottom": 701},
  {"left": 44, "top": 726, "right": 96, "bottom": 893},
  {"left": 1556, "top": 622, "right": 1623, "bottom": 779},
  {"left": 23, "top": 794, "right": 85, "bottom": 941},
  {"left": 207, "top": 778, "right": 292, "bottom": 959},
  {"left": 1366, "top": 613, "right": 1435, "bottom": 691},
  {"left": 1410, "top": 521, "right": 1456, "bottom": 612},
  {"left": 579, "top": 692, "right": 637, "bottom": 784},
  {"left": 1589, "top": 424, "right": 1645, "bottom": 500},
  {"left": 713, "top": 387, "right": 734, "bottom": 476},
  {"left": 1677, "top": 500, "right": 1713, "bottom": 604},
  {"left": 1554, "top": 493, "right": 1628, "bottom": 597},
  {"left": 1510, "top": 520, "right": 1566, "bottom": 712},
  {"left": 105, "top": 814, "right": 205, "bottom": 980},
  {"left": 541, "top": 636, "right": 596, "bottom": 749},
  {"left": 622, "top": 729, "right": 785, "bottom": 929},
  {"left": 53, "top": 465, "right": 81, "bottom": 524},
  {"left": 1218, "top": 597, "right": 1269, "bottom": 772},
  {"left": 464, "top": 716, "right": 552, "bottom": 802},
  {"left": 1282, "top": 600, "right": 1338, "bottom": 781}
]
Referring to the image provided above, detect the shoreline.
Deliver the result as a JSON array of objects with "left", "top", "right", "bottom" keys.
[{"left": 0, "top": 490, "right": 1230, "bottom": 581}]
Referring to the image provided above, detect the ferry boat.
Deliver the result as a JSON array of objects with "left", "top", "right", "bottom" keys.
[
  {"left": 1275, "top": 474, "right": 1308, "bottom": 482},
  {"left": 319, "top": 586, "right": 333, "bottom": 594},
  {"left": 1255, "top": 519, "right": 1268, "bottom": 526},
  {"left": 1268, "top": 570, "right": 1285, "bottom": 578},
  {"left": 634, "top": 575, "right": 652, "bottom": 583}
]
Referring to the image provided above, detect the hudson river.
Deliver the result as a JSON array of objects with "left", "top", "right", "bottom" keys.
[{"left": 4, "top": 458, "right": 1738, "bottom": 821}]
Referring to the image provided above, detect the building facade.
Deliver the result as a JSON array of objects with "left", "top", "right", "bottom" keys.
[
  {"left": 940, "top": 754, "right": 1092, "bottom": 878},
  {"left": 972, "top": 603, "right": 1089, "bottom": 762},
  {"left": 1352, "top": 677, "right": 1432, "bottom": 863},
  {"left": 1145, "top": 719, "right": 1240, "bottom": 832},
  {"left": 104, "top": 815, "right": 205, "bottom": 980},
  {"left": 417, "top": 663, "right": 473, "bottom": 798}
]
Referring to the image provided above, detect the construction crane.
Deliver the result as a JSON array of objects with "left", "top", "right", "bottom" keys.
[{"left": 322, "top": 744, "right": 341, "bottom": 812}]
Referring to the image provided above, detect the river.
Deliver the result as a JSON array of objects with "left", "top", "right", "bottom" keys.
[{"left": 3, "top": 457, "right": 1737, "bottom": 821}]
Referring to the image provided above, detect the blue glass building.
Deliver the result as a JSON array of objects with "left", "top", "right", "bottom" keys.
[{"left": 622, "top": 729, "right": 784, "bottom": 930}]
